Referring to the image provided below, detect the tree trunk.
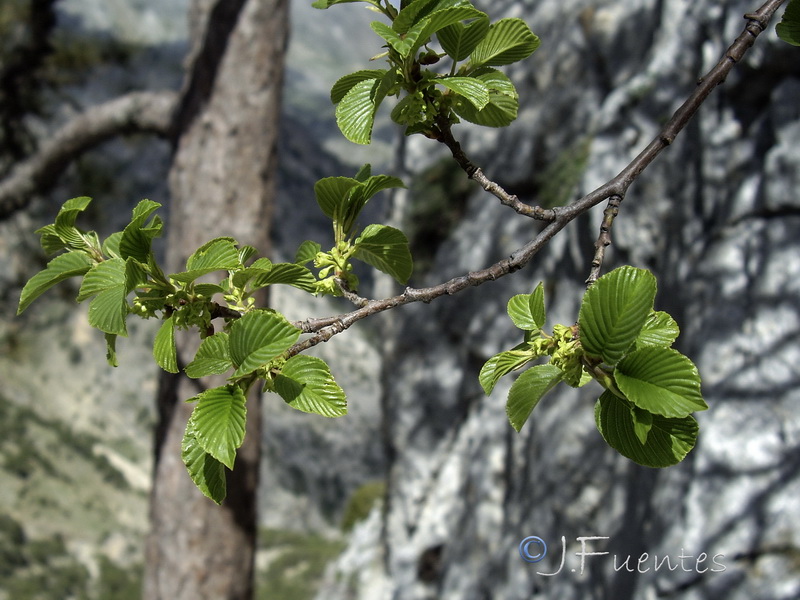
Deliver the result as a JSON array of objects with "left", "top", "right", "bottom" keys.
[{"left": 143, "top": 1, "right": 288, "bottom": 598}]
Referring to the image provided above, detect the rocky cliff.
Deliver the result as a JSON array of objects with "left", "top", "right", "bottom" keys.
[{"left": 320, "top": 1, "right": 800, "bottom": 599}]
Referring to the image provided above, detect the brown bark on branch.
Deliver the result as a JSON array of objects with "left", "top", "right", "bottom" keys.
[{"left": 0, "top": 90, "right": 178, "bottom": 220}]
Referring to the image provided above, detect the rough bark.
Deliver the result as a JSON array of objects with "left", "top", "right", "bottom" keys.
[{"left": 142, "top": 1, "right": 288, "bottom": 599}]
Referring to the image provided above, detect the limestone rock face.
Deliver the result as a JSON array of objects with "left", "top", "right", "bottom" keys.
[{"left": 321, "top": 1, "right": 800, "bottom": 599}]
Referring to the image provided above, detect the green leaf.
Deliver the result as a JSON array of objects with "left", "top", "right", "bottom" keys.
[
  {"left": 315, "top": 177, "right": 361, "bottom": 222},
  {"left": 335, "top": 78, "right": 383, "bottom": 145},
  {"left": 578, "top": 266, "right": 657, "bottom": 366},
  {"left": 615, "top": 347, "right": 707, "bottom": 418},
  {"left": 595, "top": 391, "right": 698, "bottom": 468},
  {"left": 228, "top": 310, "right": 300, "bottom": 378},
  {"left": 353, "top": 224, "right": 413, "bottom": 284},
  {"left": 274, "top": 355, "right": 347, "bottom": 417},
  {"left": 153, "top": 315, "right": 179, "bottom": 373},
  {"left": 631, "top": 405, "right": 653, "bottom": 445},
  {"left": 182, "top": 421, "right": 227, "bottom": 504},
  {"left": 478, "top": 342, "right": 536, "bottom": 395},
  {"left": 35, "top": 224, "right": 70, "bottom": 255},
  {"left": 437, "top": 76, "right": 489, "bottom": 110},
  {"left": 185, "top": 332, "right": 233, "bottom": 378},
  {"left": 506, "top": 364, "right": 563, "bottom": 432},
  {"left": 507, "top": 282, "right": 545, "bottom": 331},
  {"left": 344, "top": 174, "right": 405, "bottom": 234},
  {"left": 439, "top": 16, "right": 490, "bottom": 61},
  {"left": 391, "top": 0, "right": 438, "bottom": 35},
  {"left": 371, "top": 20, "right": 409, "bottom": 55},
  {"left": 119, "top": 200, "right": 163, "bottom": 263},
  {"left": 452, "top": 67, "right": 518, "bottom": 127},
  {"left": 105, "top": 333, "right": 119, "bottom": 367},
  {"left": 330, "top": 70, "right": 387, "bottom": 104},
  {"left": 470, "top": 17, "right": 540, "bottom": 67},
  {"left": 53, "top": 196, "right": 93, "bottom": 250},
  {"left": 188, "top": 384, "right": 247, "bottom": 470},
  {"left": 777, "top": 0, "right": 800, "bottom": 46},
  {"left": 635, "top": 310, "right": 680, "bottom": 349},
  {"left": 296, "top": 240, "right": 322, "bottom": 265},
  {"left": 17, "top": 251, "right": 93, "bottom": 314},
  {"left": 231, "top": 257, "right": 273, "bottom": 289},
  {"left": 193, "top": 283, "right": 226, "bottom": 297},
  {"left": 102, "top": 231, "right": 123, "bottom": 259},
  {"left": 77, "top": 258, "right": 129, "bottom": 336},
  {"left": 171, "top": 238, "right": 240, "bottom": 284},
  {"left": 251, "top": 263, "right": 317, "bottom": 292},
  {"left": 404, "top": 6, "right": 486, "bottom": 58}
]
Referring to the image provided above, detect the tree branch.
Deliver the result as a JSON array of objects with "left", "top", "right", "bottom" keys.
[
  {"left": 286, "top": 0, "right": 784, "bottom": 355},
  {"left": 0, "top": 90, "right": 178, "bottom": 220}
]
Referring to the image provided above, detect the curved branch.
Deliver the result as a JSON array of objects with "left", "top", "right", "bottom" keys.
[
  {"left": 0, "top": 90, "right": 179, "bottom": 220},
  {"left": 288, "top": 0, "right": 784, "bottom": 355}
]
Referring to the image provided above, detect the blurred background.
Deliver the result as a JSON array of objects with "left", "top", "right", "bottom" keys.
[{"left": 1, "top": 0, "right": 799, "bottom": 599}]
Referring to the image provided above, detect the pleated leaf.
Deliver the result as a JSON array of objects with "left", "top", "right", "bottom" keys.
[
  {"left": 229, "top": 310, "right": 300, "bottom": 378},
  {"left": 439, "top": 16, "right": 490, "bottom": 61},
  {"left": 452, "top": 67, "right": 518, "bottom": 127},
  {"left": 353, "top": 224, "right": 413, "bottom": 284},
  {"left": 437, "top": 76, "right": 490, "bottom": 110},
  {"left": 182, "top": 421, "right": 227, "bottom": 504},
  {"left": 578, "top": 266, "right": 656, "bottom": 365},
  {"left": 77, "top": 258, "right": 129, "bottom": 336},
  {"left": 506, "top": 364, "right": 563, "bottom": 432},
  {"left": 53, "top": 196, "right": 93, "bottom": 250},
  {"left": 330, "top": 69, "right": 386, "bottom": 104},
  {"left": 470, "top": 18, "right": 540, "bottom": 67},
  {"left": 615, "top": 347, "right": 707, "bottom": 418},
  {"left": 153, "top": 315, "right": 178, "bottom": 373},
  {"left": 185, "top": 332, "right": 232, "bottom": 379},
  {"left": 188, "top": 384, "right": 247, "bottom": 470},
  {"left": 506, "top": 282, "right": 545, "bottom": 331},
  {"left": 171, "top": 238, "right": 240, "bottom": 283},
  {"left": 119, "top": 200, "right": 162, "bottom": 263},
  {"left": 595, "top": 391, "right": 698, "bottom": 468},
  {"left": 274, "top": 355, "right": 347, "bottom": 417},
  {"left": 478, "top": 343, "right": 536, "bottom": 395},
  {"left": 17, "top": 251, "right": 93, "bottom": 314},
  {"left": 634, "top": 310, "right": 680, "bottom": 349}
]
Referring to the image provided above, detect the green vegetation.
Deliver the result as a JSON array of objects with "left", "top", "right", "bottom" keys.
[
  {"left": 340, "top": 480, "right": 386, "bottom": 532},
  {"left": 256, "top": 528, "right": 346, "bottom": 600}
]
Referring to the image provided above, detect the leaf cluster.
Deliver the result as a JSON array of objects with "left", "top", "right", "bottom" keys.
[
  {"left": 314, "top": 0, "right": 540, "bottom": 143},
  {"left": 480, "top": 267, "right": 706, "bottom": 468}
]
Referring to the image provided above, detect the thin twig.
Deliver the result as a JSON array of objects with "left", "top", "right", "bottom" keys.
[
  {"left": 433, "top": 115, "right": 557, "bottom": 221},
  {"left": 283, "top": 0, "right": 784, "bottom": 356},
  {"left": 586, "top": 194, "right": 623, "bottom": 286}
]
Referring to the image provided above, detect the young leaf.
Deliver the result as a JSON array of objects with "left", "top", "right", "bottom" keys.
[
  {"left": 53, "top": 196, "right": 93, "bottom": 250},
  {"left": 274, "top": 355, "right": 347, "bottom": 417},
  {"left": 251, "top": 263, "right": 317, "bottom": 292},
  {"left": 296, "top": 240, "right": 322, "bottom": 265},
  {"left": 17, "top": 251, "right": 93, "bottom": 314},
  {"left": 371, "top": 20, "right": 409, "bottom": 55},
  {"left": 331, "top": 70, "right": 387, "bottom": 104},
  {"left": 391, "top": 0, "right": 438, "bottom": 35},
  {"left": 343, "top": 174, "right": 405, "bottom": 235},
  {"left": 595, "top": 391, "right": 698, "bottom": 468},
  {"left": 188, "top": 384, "right": 247, "bottom": 470},
  {"left": 631, "top": 405, "right": 653, "bottom": 445},
  {"left": 615, "top": 347, "right": 707, "bottom": 418},
  {"left": 171, "top": 238, "right": 240, "bottom": 283},
  {"left": 635, "top": 310, "right": 680, "bottom": 349},
  {"left": 353, "top": 224, "right": 413, "bottom": 284},
  {"left": 335, "top": 77, "right": 383, "bottom": 145},
  {"left": 105, "top": 333, "right": 119, "bottom": 367},
  {"left": 77, "top": 258, "right": 130, "bottom": 336},
  {"left": 777, "top": 0, "right": 800, "bottom": 46},
  {"left": 506, "top": 364, "right": 563, "bottom": 432},
  {"left": 438, "top": 16, "right": 490, "bottom": 61},
  {"left": 102, "top": 231, "right": 123, "bottom": 259},
  {"left": 578, "top": 266, "right": 656, "bottom": 366},
  {"left": 315, "top": 177, "right": 361, "bottom": 223},
  {"left": 452, "top": 68, "right": 519, "bottom": 127},
  {"left": 228, "top": 310, "right": 300, "bottom": 378},
  {"left": 185, "top": 332, "right": 233, "bottom": 378},
  {"left": 153, "top": 315, "right": 179, "bottom": 373},
  {"left": 479, "top": 343, "right": 537, "bottom": 395},
  {"left": 437, "top": 76, "right": 490, "bottom": 110},
  {"left": 182, "top": 421, "right": 227, "bottom": 504},
  {"left": 119, "top": 200, "right": 163, "bottom": 263},
  {"left": 469, "top": 18, "right": 540, "bottom": 67},
  {"left": 403, "top": 6, "right": 486, "bottom": 58},
  {"left": 312, "top": 0, "right": 381, "bottom": 10},
  {"left": 507, "top": 282, "right": 545, "bottom": 331}
]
